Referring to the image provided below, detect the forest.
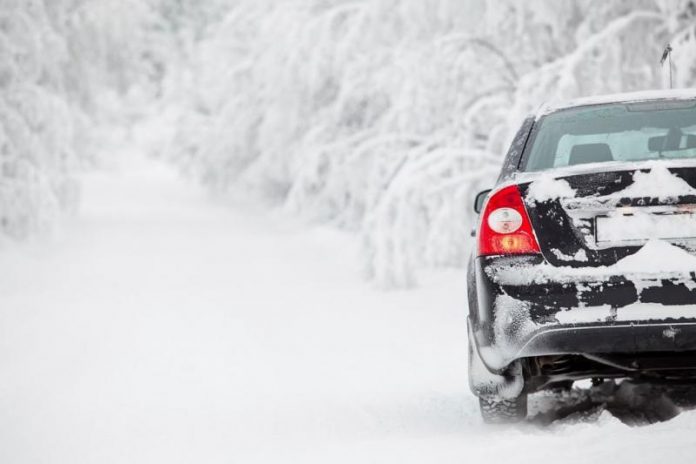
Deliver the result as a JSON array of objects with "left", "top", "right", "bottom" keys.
[{"left": 3, "top": 0, "right": 696, "bottom": 286}]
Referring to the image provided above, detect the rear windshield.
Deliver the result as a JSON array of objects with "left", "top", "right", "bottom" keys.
[{"left": 521, "top": 99, "right": 696, "bottom": 172}]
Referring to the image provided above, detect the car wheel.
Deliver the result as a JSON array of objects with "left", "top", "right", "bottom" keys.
[{"left": 479, "top": 394, "right": 528, "bottom": 424}]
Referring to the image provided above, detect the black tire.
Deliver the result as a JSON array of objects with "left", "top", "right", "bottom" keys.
[{"left": 479, "top": 394, "right": 528, "bottom": 424}]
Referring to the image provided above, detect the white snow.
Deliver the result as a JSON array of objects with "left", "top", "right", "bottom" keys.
[
  {"left": 615, "top": 304, "right": 696, "bottom": 322},
  {"left": 525, "top": 163, "right": 696, "bottom": 208},
  {"left": 525, "top": 176, "right": 576, "bottom": 203},
  {"left": 554, "top": 305, "right": 614, "bottom": 324},
  {"left": 612, "top": 239, "right": 696, "bottom": 274},
  {"left": 552, "top": 248, "right": 589, "bottom": 262},
  {"left": 606, "top": 163, "right": 696, "bottom": 200},
  {"left": 0, "top": 152, "right": 473, "bottom": 463},
  {"left": 3, "top": 152, "right": 696, "bottom": 462},
  {"left": 555, "top": 303, "right": 696, "bottom": 324},
  {"left": 538, "top": 88, "right": 696, "bottom": 116}
]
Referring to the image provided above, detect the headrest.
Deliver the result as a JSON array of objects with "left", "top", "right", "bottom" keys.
[
  {"left": 648, "top": 132, "right": 696, "bottom": 152},
  {"left": 569, "top": 143, "right": 613, "bottom": 165}
]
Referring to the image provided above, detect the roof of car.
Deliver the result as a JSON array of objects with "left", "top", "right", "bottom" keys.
[{"left": 537, "top": 88, "right": 696, "bottom": 117}]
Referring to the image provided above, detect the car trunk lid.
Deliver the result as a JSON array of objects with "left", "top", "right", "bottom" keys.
[{"left": 518, "top": 162, "right": 696, "bottom": 268}]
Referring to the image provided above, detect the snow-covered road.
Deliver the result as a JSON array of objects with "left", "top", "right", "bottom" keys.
[{"left": 0, "top": 155, "right": 695, "bottom": 463}]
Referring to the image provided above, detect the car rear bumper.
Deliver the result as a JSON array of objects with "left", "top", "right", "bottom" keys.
[
  {"left": 483, "top": 255, "right": 696, "bottom": 315},
  {"left": 476, "top": 318, "right": 696, "bottom": 371},
  {"left": 517, "top": 320, "right": 696, "bottom": 358},
  {"left": 470, "top": 255, "right": 696, "bottom": 371}
]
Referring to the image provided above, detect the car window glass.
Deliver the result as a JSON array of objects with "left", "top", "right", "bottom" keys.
[{"left": 522, "top": 101, "right": 696, "bottom": 171}]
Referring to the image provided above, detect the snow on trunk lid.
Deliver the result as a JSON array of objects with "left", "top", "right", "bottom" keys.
[{"left": 521, "top": 163, "right": 696, "bottom": 268}]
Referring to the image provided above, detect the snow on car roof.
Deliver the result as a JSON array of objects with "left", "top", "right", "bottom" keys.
[{"left": 537, "top": 88, "right": 696, "bottom": 117}]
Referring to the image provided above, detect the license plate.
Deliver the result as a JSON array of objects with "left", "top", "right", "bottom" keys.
[{"left": 595, "top": 211, "right": 696, "bottom": 244}]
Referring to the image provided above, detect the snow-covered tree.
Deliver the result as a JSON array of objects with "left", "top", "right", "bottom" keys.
[
  {"left": 8, "top": 0, "right": 696, "bottom": 287},
  {"left": 0, "top": 0, "right": 185, "bottom": 238},
  {"left": 154, "top": 0, "right": 696, "bottom": 287},
  {"left": 0, "top": 0, "right": 83, "bottom": 237}
]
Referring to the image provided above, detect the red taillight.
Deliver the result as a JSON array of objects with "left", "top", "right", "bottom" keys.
[{"left": 477, "top": 185, "right": 541, "bottom": 257}]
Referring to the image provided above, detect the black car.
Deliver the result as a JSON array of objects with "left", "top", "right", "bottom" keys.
[{"left": 467, "top": 90, "right": 696, "bottom": 422}]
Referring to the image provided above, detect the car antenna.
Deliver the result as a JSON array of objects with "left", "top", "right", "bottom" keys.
[{"left": 660, "top": 43, "right": 673, "bottom": 89}]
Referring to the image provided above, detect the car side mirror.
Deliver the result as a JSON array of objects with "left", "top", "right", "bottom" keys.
[{"left": 474, "top": 189, "right": 492, "bottom": 214}]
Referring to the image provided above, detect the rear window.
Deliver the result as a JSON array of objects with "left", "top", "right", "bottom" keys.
[{"left": 521, "top": 100, "right": 696, "bottom": 172}]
